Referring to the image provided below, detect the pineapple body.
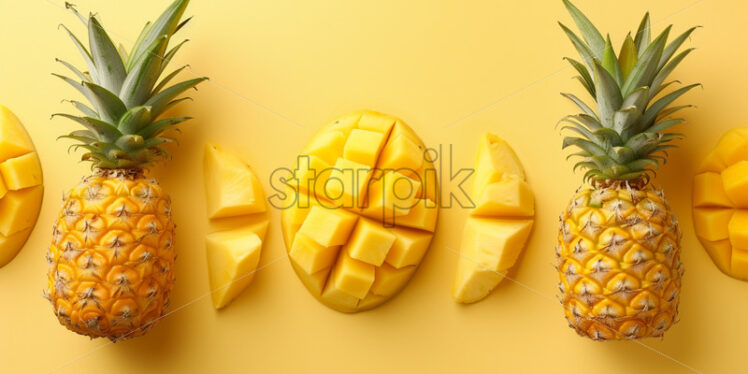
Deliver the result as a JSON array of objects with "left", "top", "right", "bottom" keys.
[
  {"left": 558, "top": 185, "right": 682, "bottom": 340},
  {"left": 46, "top": 171, "right": 175, "bottom": 341}
]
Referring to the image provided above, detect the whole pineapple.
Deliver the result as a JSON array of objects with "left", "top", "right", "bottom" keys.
[
  {"left": 44, "top": 0, "right": 206, "bottom": 341},
  {"left": 557, "top": 0, "right": 697, "bottom": 340}
]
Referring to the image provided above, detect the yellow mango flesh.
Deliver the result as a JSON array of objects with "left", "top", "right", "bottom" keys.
[
  {"left": 204, "top": 143, "right": 266, "bottom": 219},
  {"left": 0, "top": 106, "right": 42, "bottom": 268},
  {"left": 453, "top": 133, "right": 534, "bottom": 303},
  {"left": 0, "top": 185, "right": 43, "bottom": 236},
  {"left": 206, "top": 229, "right": 263, "bottom": 309},
  {"left": 0, "top": 152, "right": 42, "bottom": 190},
  {"left": 693, "top": 172, "right": 733, "bottom": 208},
  {"left": 693, "top": 127, "right": 748, "bottom": 280},
  {"left": 282, "top": 110, "right": 438, "bottom": 312}
]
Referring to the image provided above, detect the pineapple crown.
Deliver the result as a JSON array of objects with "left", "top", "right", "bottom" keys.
[
  {"left": 559, "top": 0, "right": 699, "bottom": 185},
  {"left": 53, "top": 0, "right": 207, "bottom": 170}
]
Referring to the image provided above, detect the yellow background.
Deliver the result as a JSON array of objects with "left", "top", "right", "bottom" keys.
[{"left": 0, "top": 0, "right": 744, "bottom": 372}]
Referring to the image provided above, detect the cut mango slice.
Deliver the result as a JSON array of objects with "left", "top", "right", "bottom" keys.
[
  {"left": 289, "top": 233, "right": 340, "bottom": 274},
  {"left": 283, "top": 111, "right": 438, "bottom": 312},
  {"left": 473, "top": 175, "right": 534, "bottom": 217},
  {"left": 0, "top": 105, "right": 33, "bottom": 162},
  {"left": 693, "top": 172, "right": 733, "bottom": 208},
  {"left": 297, "top": 205, "right": 358, "bottom": 247},
  {"left": 0, "top": 185, "right": 43, "bottom": 236},
  {"left": 343, "top": 129, "right": 385, "bottom": 166},
  {"left": 346, "top": 217, "right": 396, "bottom": 266},
  {"left": 206, "top": 229, "right": 263, "bottom": 309},
  {"left": 452, "top": 218, "right": 533, "bottom": 303},
  {"left": 700, "top": 239, "right": 732, "bottom": 275},
  {"left": 716, "top": 129, "right": 748, "bottom": 166},
  {"left": 693, "top": 208, "right": 733, "bottom": 241},
  {"left": 728, "top": 211, "right": 748, "bottom": 250},
  {"left": 329, "top": 252, "right": 375, "bottom": 299},
  {"left": 0, "top": 152, "right": 42, "bottom": 190},
  {"left": 204, "top": 143, "right": 266, "bottom": 219},
  {"left": 721, "top": 160, "right": 748, "bottom": 207},
  {"left": 472, "top": 133, "right": 526, "bottom": 199}
]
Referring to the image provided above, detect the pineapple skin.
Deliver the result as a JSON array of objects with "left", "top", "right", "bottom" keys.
[
  {"left": 45, "top": 170, "right": 175, "bottom": 341},
  {"left": 557, "top": 184, "right": 683, "bottom": 340}
]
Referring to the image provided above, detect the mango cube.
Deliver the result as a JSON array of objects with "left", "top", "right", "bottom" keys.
[
  {"left": 716, "top": 130, "right": 748, "bottom": 166},
  {"left": 290, "top": 261, "right": 331, "bottom": 296},
  {"left": 371, "top": 264, "right": 415, "bottom": 296},
  {"left": 693, "top": 208, "right": 733, "bottom": 241},
  {"left": 364, "top": 170, "right": 421, "bottom": 218},
  {"left": 303, "top": 131, "right": 347, "bottom": 165},
  {"left": 204, "top": 143, "right": 266, "bottom": 219},
  {"left": 0, "top": 185, "right": 43, "bottom": 236},
  {"left": 289, "top": 233, "right": 340, "bottom": 274},
  {"left": 391, "top": 198, "right": 438, "bottom": 232},
  {"left": 289, "top": 155, "right": 332, "bottom": 198},
  {"left": 0, "top": 106, "right": 33, "bottom": 162},
  {"left": 343, "top": 129, "right": 385, "bottom": 166},
  {"left": 472, "top": 133, "right": 526, "bottom": 199},
  {"left": 357, "top": 112, "right": 395, "bottom": 134},
  {"left": 329, "top": 253, "right": 375, "bottom": 299},
  {"left": 452, "top": 217, "right": 533, "bottom": 303},
  {"left": 721, "top": 160, "right": 748, "bottom": 207},
  {"left": 0, "top": 227, "right": 32, "bottom": 268},
  {"left": 472, "top": 175, "right": 534, "bottom": 217},
  {"left": 346, "top": 217, "right": 396, "bottom": 266},
  {"left": 0, "top": 152, "right": 42, "bottom": 190},
  {"left": 378, "top": 133, "right": 424, "bottom": 172},
  {"left": 321, "top": 281, "right": 360, "bottom": 311},
  {"left": 698, "top": 150, "right": 726, "bottom": 173},
  {"left": 731, "top": 249, "right": 748, "bottom": 280},
  {"left": 206, "top": 229, "right": 263, "bottom": 309},
  {"left": 324, "top": 158, "right": 371, "bottom": 208},
  {"left": 728, "top": 211, "right": 748, "bottom": 250},
  {"left": 693, "top": 172, "right": 733, "bottom": 208},
  {"left": 297, "top": 205, "right": 358, "bottom": 246},
  {"left": 385, "top": 227, "right": 433, "bottom": 268},
  {"left": 700, "top": 239, "right": 732, "bottom": 275}
]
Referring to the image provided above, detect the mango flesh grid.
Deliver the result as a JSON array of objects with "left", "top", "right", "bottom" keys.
[
  {"left": 453, "top": 133, "right": 535, "bottom": 304},
  {"left": 203, "top": 144, "right": 270, "bottom": 309},
  {"left": 0, "top": 106, "right": 42, "bottom": 268},
  {"left": 282, "top": 110, "right": 438, "bottom": 312},
  {"left": 693, "top": 126, "right": 748, "bottom": 280},
  {"left": 204, "top": 143, "right": 267, "bottom": 219}
]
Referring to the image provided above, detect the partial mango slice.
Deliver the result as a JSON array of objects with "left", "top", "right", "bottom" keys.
[
  {"left": 206, "top": 228, "right": 263, "bottom": 309},
  {"left": 289, "top": 233, "right": 340, "bottom": 274},
  {"left": 297, "top": 205, "right": 358, "bottom": 247},
  {"left": 0, "top": 105, "right": 33, "bottom": 162},
  {"left": 453, "top": 217, "right": 534, "bottom": 303},
  {"left": 471, "top": 133, "right": 526, "bottom": 200},
  {"left": 204, "top": 143, "right": 266, "bottom": 219},
  {"left": 343, "top": 129, "right": 385, "bottom": 166},
  {"left": 453, "top": 133, "right": 535, "bottom": 303},
  {"left": 693, "top": 127, "right": 748, "bottom": 281}
]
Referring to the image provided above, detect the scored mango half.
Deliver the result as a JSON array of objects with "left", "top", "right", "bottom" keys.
[
  {"left": 281, "top": 110, "right": 438, "bottom": 312},
  {"left": 693, "top": 127, "right": 748, "bottom": 281},
  {"left": 0, "top": 105, "right": 43, "bottom": 268},
  {"left": 452, "top": 133, "right": 535, "bottom": 303}
]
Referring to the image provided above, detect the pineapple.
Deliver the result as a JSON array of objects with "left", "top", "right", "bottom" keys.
[
  {"left": 0, "top": 105, "right": 43, "bottom": 268},
  {"left": 557, "top": 0, "right": 697, "bottom": 340},
  {"left": 452, "top": 133, "right": 535, "bottom": 303},
  {"left": 203, "top": 143, "right": 269, "bottom": 309},
  {"left": 44, "top": 0, "right": 206, "bottom": 341},
  {"left": 693, "top": 127, "right": 748, "bottom": 280},
  {"left": 280, "top": 110, "right": 438, "bottom": 312}
]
